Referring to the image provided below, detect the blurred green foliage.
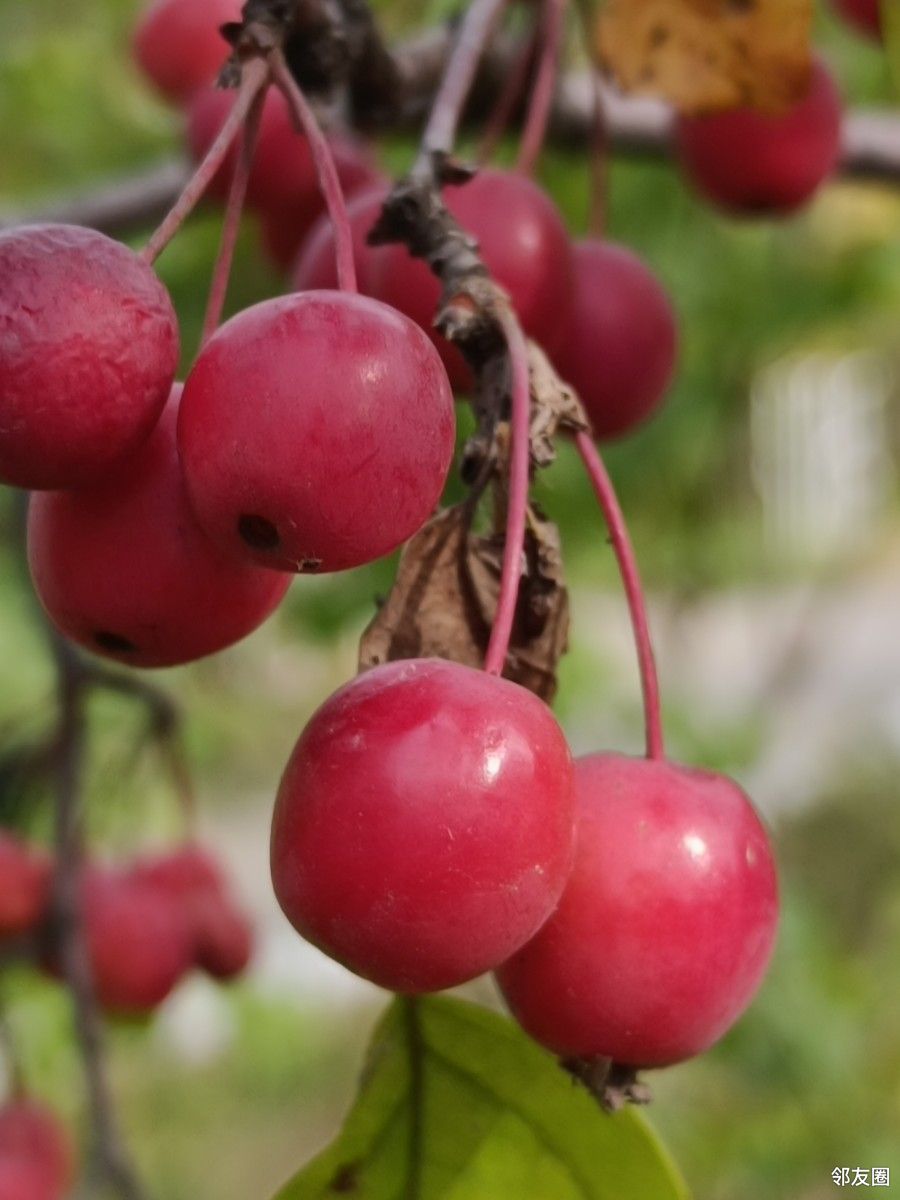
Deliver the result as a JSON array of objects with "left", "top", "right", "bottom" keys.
[{"left": 1, "top": 2, "right": 900, "bottom": 1199}]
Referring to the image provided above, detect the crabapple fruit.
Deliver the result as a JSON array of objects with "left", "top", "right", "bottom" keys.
[
  {"left": 28, "top": 386, "right": 290, "bottom": 668},
  {"left": 132, "top": 845, "right": 254, "bottom": 980},
  {"left": 291, "top": 185, "right": 387, "bottom": 291},
  {"left": 178, "top": 292, "right": 455, "bottom": 573},
  {"left": 133, "top": 0, "right": 240, "bottom": 104},
  {"left": 187, "top": 86, "right": 377, "bottom": 221},
  {"left": 0, "top": 224, "right": 178, "bottom": 490},
  {"left": 0, "top": 1101, "right": 73, "bottom": 1200},
  {"left": 260, "top": 149, "right": 385, "bottom": 273},
  {"left": 79, "top": 866, "right": 193, "bottom": 1015},
  {"left": 0, "top": 836, "right": 50, "bottom": 938},
  {"left": 675, "top": 60, "right": 842, "bottom": 216},
  {"left": 270, "top": 658, "right": 576, "bottom": 992},
  {"left": 553, "top": 241, "right": 678, "bottom": 440},
  {"left": 832, "top": 0, "right": 881, "bottom": 38},
  {"left": 497, "top": 753, "right": 779, "bottom": 1066},
  {"left": 370, "top": 168, "right": 574, "bottom": 389}
]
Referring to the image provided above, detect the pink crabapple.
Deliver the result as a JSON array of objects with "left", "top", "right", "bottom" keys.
[
  {"left": 675, "top": 60, "right": 843, "bottom": 216},
  {"left": 28, "top": 386, "right": 291, "bottom": 669},
  {"left": 177, "top": 291, "right": 456, "bottom": 573},
  {"left": 553, "top": 240, "right": 678, "bottom": 440},
  {"left": 133, "top": 0, "right": 241, "bottom": 104},
  {"left": 497, "top": 753, "right": 779, "bottom": 1067},
  {"left": 0, "top": 224, "right": 178, "bottom": 490},
  {"left": 271, "top": 657, "right": 577, "bottom": 992},
  {"left": 0, "top": 836, "right": 51, "bottom": 939}
]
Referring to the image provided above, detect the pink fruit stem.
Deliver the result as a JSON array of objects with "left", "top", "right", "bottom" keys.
[
  {"left": 574, "top": 430, "right": 665, "bottom": 760},
  {"left": 573, "top": 0, "right": 609, "bottom": 236},
  {"left": 142, "top": 58, "right": 269, "bottom": 265},
  {"left": 516, "top": 0, "right": 569, "bottom": 175},
  {"left": 478, "top": 27, "right": 539, "bottom": 163},
  {"left": 270, "top": 50, "right": 358, "bottom": 293},
  {"left": 200, "top": 89, "right": 264, "bottom": 345},
  {"left": 484, "top": 310, "right": 531, "bottom": 677},
  {"left": 420, "top": 0, "right": 510, "bottom": 158}
]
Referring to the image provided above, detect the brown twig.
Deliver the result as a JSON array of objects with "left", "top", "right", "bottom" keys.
[{"left": 49, "top": 635, "right": 147, "bottom": 1200}]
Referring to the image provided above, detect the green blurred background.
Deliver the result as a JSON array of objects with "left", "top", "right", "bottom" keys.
[{"left": 1, "top": 1, "right": 899, "bottom": 1197}]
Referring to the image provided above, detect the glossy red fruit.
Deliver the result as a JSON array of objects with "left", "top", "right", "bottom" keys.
[
  {"left": 497, "top": 753, "right": 779, "bottom": 1067},
  {"left": 833, "top": 0, "right": 881, "bottom": 37},
  {"left": 187, "top": 86, "right": 377, "bottom": 218},
  {"left": 260, "top": 149, "right": 385, "bottom": 273},
  {"left": 0, "top": 1101, "right": 74, "bottom": 1200},
  {"left": 290, "top": 185, "right": 387, "bottom": 291},
  {"left": 194, "top": 901, "right": 254, "bottom": 980},
  {"left": 133, "top": 0, "right": 240, "bottom": 104},
  {"left": 28, "top": 386, "right": 290, "bottom": 669},
  {"left": 271, "top": 658, "right": 576, "bottom": 992},
  {"left": 178, "top": 292, "right": 455, "bottom": 573},
  {"left": 0, "top": 1156, "right": 57, "bottom": 1200},
  {"left": 0, "top": 836, "right": 51, "bottom": 938},
  {"left": 132, "top": 846, "right": 254, "bottom": 980},
  {"left": 553, "top": 241, "right": 677, "bottom": 440},
  {"left": 0, "top": 224, "right": 178, "bottom": 490},
  {"left": 80, "top": 867, "right": 193, "bottom": 1015},
  {"left": 676, "top": 61, "right": 842, "bottom": 216},
  {"left": 371, "top": 168, "right": 574, "bottom": 389}
]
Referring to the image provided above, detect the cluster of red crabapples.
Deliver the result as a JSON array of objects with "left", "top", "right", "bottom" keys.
[
  {"left": 0, "top": 834, "right": 250, "bottom": 1198},
  {"left": 1, "top": 832, "right": 253, "bottom": 1015},
  {"left": 13, "top": 0, "right": 874, "bottom": 1092}
]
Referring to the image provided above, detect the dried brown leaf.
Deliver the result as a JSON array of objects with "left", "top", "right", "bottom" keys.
[
  {"left": 594, "top": 0, "right": 814, "bottom": 115},
  {"left": 359, "top": 504, "right": 569, "bottom": 703}
]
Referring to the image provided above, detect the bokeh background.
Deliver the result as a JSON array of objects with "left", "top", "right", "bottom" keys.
[{"left": 1, "top": 2, "right": 899, "bottom": 1197}]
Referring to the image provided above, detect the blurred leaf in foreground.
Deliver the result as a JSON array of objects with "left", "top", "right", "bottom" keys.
[{"left": 275, "top": 995, "right": 690, "bottom": 1200}]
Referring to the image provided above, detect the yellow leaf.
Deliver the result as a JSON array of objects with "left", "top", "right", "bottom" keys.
[{"left": 594, "top": 0, "right": 814, "bottom": 115}]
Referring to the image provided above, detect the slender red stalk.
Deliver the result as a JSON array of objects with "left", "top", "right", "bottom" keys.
[
  {"left": 574, "top": 0, "right": 609, "bottom": 236},
  {"left": 478, "top": 28, "right": 538, "bottom": 163},
  {"left": 142, "top": 59, "right": 269, "bottom": 265},
  {"left": 516, "top": 0, "right": 569, "bottom": 175},
  {"left": 420, "top": 0, "right": 510, "bottom": 161},
  {"left": 574, "top": 430, "right": 665, "bottom": 760},
  {"left": 270, "top": 51, "right": 357, "bottom": 293},
  {"left": 484, "top": 311, "right": 531, "bottom": 676},
  {"left": 200, "top": 89, "right": 264, "bottom": 344}
]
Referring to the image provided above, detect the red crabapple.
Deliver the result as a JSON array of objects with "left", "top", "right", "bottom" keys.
[
  {"left": 27, "top": 386, "right": 290, "bottom": 669},
  {"left": 675, "top": 60, "right": 843, "bottom": 216},
  {"left": 0, "top": 836, "right": 51, "bottom": 938},
  {"left": 187, "top": 86, "right": 377, "bottom": 219},
  {"left": 553, "top": 241, "right": 677, "bottom": 440},
  {"left": 290, "top": 185, "right": 387, "bottom": 290},
  {"left": 260, "top": 149, "right": 385, "bottom": 273},
  {"left": 178, "top": 292, "right": 455, "bottom": 573},
  {"left": 133, "top": 0, "right": 240, "bottom": 104},
  {"left": 832, "top": 0, "right": 881, "bottom": 37},
  {"left": 371, "top": 168, "right": 575, "bottom": 389},
  {"left": 0, "top": 1101, "right": 73, "bottom": 1200},
  {"left": 132, "top": 845, "right": 254, "bottom": 980},
  {"left": 497, "top": 753, "right": 779, "bottom": 1067},
  {"left": 0, "top": 225, "right": 178, "bottom": 490},
  {"left": 270, "top": 658, "right": 576, "bottom": 992},
  {"left": 79, "top": 866, "right": 193, "bottom": 1015}
]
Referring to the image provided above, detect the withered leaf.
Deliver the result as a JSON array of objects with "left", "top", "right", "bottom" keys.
[
  {"left": 359, "top": 504, "right": 569, "bottom": 703},
  {"left": 594, "top": 0, "right": 814, "bottom": 115}
]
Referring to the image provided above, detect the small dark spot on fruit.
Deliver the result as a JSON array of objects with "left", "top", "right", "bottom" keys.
[
  {"left": 238, "top": 514, "right": 280, "bottom": 550},
  {"left": 94, "top": 631, "right": 138, "bottom": 654},
  {"left": 329, "top": 1162, "right": 359, "bottom": 1193},
  {"left": 300, "top": 557, "right": 323, "bottom": 574}
]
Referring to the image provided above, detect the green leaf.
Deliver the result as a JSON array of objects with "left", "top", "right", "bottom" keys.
[
  {"left": 274, "top": 996, "right": 690, "bottom": 1200},
  {"left": 884, "top": 0, "right": 900, "bottom": 96}
]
